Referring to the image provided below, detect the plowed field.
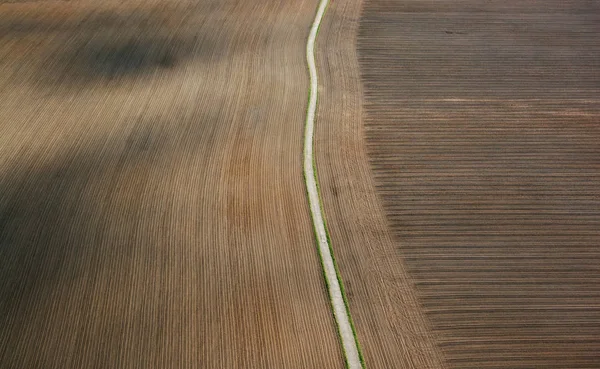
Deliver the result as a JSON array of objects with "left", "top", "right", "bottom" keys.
[
  {"left": 0, "top": 1, "right": 343, "bottom": 368},
  {"left": 350, "top": 0, "right": 599, "bottom": 368},
  {"left": 315, "top": 0, "right": 445, "bottom": 368}
]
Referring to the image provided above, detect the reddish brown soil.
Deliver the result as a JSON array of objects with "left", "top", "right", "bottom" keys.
[{"left": 347, "top": 0, "right": 599, "bottom": 368}]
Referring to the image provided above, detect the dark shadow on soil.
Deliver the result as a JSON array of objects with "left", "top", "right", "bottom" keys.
[
  {"left": 0, "top": 106, "right": 220, "bottom": 366},
  {"left": 0, "top": 4, "right": 229, "bottom": 88}
]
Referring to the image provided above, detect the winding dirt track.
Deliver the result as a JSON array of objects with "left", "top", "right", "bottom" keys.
[
  {"left": 317, "top": 0, "right": 600, "bottom": 368},
  {"left": 303, "top": 0, "right": 362, "bottom": 367},
  {"left": 0, "top": 1, "right": 344, "bottom": 368}
]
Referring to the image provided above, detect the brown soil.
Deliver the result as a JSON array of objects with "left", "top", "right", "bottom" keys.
[
  {"left": 0, "top": 1, "right": 344, "bottom": 368},
  {"left": 315, "top": 0, "right": 447, "bottom": 368},
  {"left": 323, "top": 0, "right": 599, "bottom": 368}
]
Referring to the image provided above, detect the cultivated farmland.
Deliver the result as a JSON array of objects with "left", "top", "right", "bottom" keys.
[
  {"left": 315, "top": 0, "right": 446, "bottom": 368},
  {"left": 351, "top": 0, "right": 600, "bottom": 368},
  {"left": 0, "top": 1, "right": 343, "bottom": 368},
  {"left": 2, "top": 0, "right": 599, "bottom": 368}
]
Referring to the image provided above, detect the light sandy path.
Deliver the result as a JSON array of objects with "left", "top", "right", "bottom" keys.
[{"left": 304, "top": 0, "right": 362, "bottom": 368}]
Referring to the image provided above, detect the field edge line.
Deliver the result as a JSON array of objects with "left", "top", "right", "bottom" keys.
[{"left": 303, "top": 0, "right": 364, "bottom": 368}]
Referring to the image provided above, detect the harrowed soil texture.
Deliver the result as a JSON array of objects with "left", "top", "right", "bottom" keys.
[
  {"left": 357, "top": 0, "right": 600, "bottom": 368},
  {"left": 0, "top": 1, "right": 344, "bottom": 368}
]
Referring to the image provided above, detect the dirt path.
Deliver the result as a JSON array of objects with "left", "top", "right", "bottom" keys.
[
  {"left": 0, "top": 1, "right": 344, "bottom": 367},
  {"left": 303, "top": 0, "right": 362, "bottom": 367}
]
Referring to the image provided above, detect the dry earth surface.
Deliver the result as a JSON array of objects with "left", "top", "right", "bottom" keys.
[
  {"left": 318, "top": 0, "right": 600, "bottom": 368},
  {"left": 3, "top": 0, "right": 599, "bottom": 368},
  {"left": 315, "top": 0, "right": 446, "bottom": 368},
  {"left": 0, "top": 0, "right": 344, "bottom": 368}
]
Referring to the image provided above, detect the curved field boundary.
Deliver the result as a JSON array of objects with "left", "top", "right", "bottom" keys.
[{"left": 304, "top": 0, "right": 363, "bottom": 368}]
